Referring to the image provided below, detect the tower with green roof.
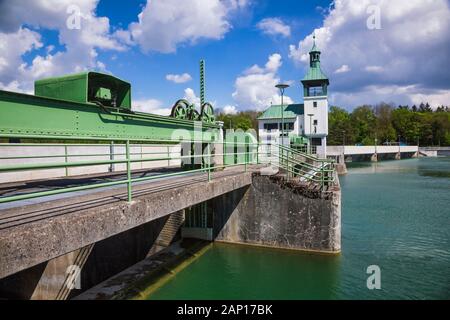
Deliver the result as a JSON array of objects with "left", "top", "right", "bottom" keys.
[
  {"left": 301, "top": 35, "right": 330, "bottom": 156},
  {"left": 257, "top": 35, "right": 330, "bottom": 156}
]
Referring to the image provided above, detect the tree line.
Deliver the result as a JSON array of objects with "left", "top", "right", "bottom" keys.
[
  {"left": 328, "top": 103, "right": 450, "bottom": 146},
  {"left": 217, "top": 102, "right": 450, "bottom": 147}
]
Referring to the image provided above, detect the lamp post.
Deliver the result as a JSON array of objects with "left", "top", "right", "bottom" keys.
[
  {"left": 275, "top": 84, "right": 290, "bottom": 147},
  {"left": 275, "top": 84, "right": 289, "bottom": 172},
  {"left": 307, "top": 113, "right": 314, "bottom": 154}
]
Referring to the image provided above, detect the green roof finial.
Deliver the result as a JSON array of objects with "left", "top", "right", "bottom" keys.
[
  {"left": 301, "top": 32, "right": 329, "bottom": 84},
  {"left": 310, "top": 33, "right": 320, "bottom": 53}
]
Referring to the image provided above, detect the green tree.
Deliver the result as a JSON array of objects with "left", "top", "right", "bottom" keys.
[
  {"left": 328, "top": 106, "right": 354, "bottom": 145},
  {"left": 350, "top": 105, "right": 376, "bottom": 145},
  {"left": 374, "top": 103, "right": 396, "bottom": 144}
]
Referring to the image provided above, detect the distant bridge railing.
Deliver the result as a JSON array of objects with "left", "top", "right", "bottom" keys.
[
  {"left": 0, "top": 135, "right": 336, "bottom": 204},
  {"left": 327, "top": 145, "right": 418, "bottom": 156}
]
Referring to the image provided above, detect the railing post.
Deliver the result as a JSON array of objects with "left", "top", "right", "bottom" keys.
[
  {"left": 126, "top": 140, "right": 132, "bottom": 202},
  {"left": 64, "top": 144, "right": 69, "bottom": 177},
  {"left": 245, "top": 141, "right": 248, "bottom": 172},
  {"left": 256, "top": 143, "right": 259, "bottom": 164},
  {"left": 167, "top": 145, "right": 170, "bottom": 167},
  {"left": 109, "top": 141, "right": 115, "bottom": 173}
]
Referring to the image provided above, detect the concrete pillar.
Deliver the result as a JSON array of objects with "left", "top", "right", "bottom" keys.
[
  {"left": 395, "top": 152, "right": 401, "bottom": 160},
  {"left": 371, "top": 153, "right": 378, "bottom": 162}
]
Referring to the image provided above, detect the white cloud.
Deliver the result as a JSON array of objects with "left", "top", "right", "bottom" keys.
[
  {"left": 365, "top": 65, "right": 383, "bottom": 73},
  {"left": 183, "top": 88, "right": 201, "bottom": 106},
  {"left": 257, "top": 18, "right": 291, "bottom": 38},
  {"left": 223, "top": 105, "right": 238, "bottom": 115},
  {"left": 232, "top": 53, "right": 293, "bottom": 111},
  {"left": 166, "top": 73, "right": 193, "bottom": 84},
  {"left": 128, "top": 0, "right": 249, "bottom": 53},
  {"left": 289, "top": 0, "right": 450, "bottom": 108},
  {"left": 0, "top": 0, "right": 126, "bottom": 92},
  {"left": 334, "top": 64, "right": 350, "bottom": 74},
  {"left": 132, "top": 99, "right": 171, "bottom": 116}
]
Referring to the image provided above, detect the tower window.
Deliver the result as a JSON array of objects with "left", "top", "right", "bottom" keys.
[
  {"left": 308, "top": 87, "right": 324, "bottom": 96},
  {"left": 313, "top": 120, "right": 318, "bottom": 125},
  {"left": 313, "top": 101, "right": 317, "bottom": 108}
]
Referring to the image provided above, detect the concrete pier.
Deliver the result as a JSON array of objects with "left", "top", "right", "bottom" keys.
[{"left": 213, "top": 173, "right": 341, "bottom": 253}]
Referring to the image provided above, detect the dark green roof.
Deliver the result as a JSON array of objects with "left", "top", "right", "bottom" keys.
[{"left": 258, "top": 104, "right": 304, "bottom": 120}]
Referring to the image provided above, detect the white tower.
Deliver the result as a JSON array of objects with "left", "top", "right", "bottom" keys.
[{"left": 301, "top": 36, "right": 329, "bottom": 157}]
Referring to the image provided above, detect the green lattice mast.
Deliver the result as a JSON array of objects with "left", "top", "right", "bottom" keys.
[{"left": 200, "top": 60, "right": 205, "bottom": 106}]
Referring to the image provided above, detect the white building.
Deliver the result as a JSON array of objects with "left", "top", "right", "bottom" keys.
[{"left": 258, "top": 36, "right": 330, "bottom": 156}]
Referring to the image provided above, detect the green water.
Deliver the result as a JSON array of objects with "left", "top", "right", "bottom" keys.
[{"left": 148, "top": 158, "right": 450, "bottom": 300}]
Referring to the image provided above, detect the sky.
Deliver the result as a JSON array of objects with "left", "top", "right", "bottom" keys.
[{"left": 0, "top": 0, "right": 449, "bottom": 116}]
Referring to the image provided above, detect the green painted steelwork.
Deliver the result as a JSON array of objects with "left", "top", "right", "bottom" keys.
[
  {"left": 200, "top": 60, "right": 205, "bottom": 106},
  {"left": 0, "top": 89, "right": 219, "bottom": 141},
  {"left": 35, "top": 72, "right": 132, "bottom": 109},
  {"left": 0, "top": 137, "right": 335, "bottom": 204},
  {"left": 223, "top": 131, "right": 258, "bottom": 165}
]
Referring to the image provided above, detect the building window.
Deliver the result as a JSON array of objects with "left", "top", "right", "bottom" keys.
[
  {"left": 264, "top": 123, "right": 278, "bottom": 131},
  {"left": 279, "top": 122, "right": 294, "bottom": 131},
  {"left": 308, "top": 87, "right": 324, "bottom": 96},
  {"left": 311, "top": 138, "right": 322, "bottom": 146},
  {"left": 313, "top": 120, "right": 318, "bottom": 125},
  {"left": 313, "top": 101, "right": 317, "bottom": 108}
]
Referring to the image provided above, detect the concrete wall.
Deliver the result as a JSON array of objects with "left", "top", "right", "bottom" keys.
[
  {"left": 212, "top": 174, "right": 341, "bottom": 253},
  {"left": 0, "top": 143, "right": 181, "bottom": 184},
  {"left": 0, "top": 213, "right": 181, "bottom": 300}
]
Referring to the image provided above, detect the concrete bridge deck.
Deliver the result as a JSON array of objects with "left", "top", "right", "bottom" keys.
[
  {"left": 0, "top": 165, "right": 260, "bottom": 280},
  {"left": 327, "top": 145, "right": 419, "bottom": 156}
]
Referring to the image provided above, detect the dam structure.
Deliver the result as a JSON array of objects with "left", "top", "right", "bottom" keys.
[{"left": 0, "top": 70, "right": 341, "bottom": 300}]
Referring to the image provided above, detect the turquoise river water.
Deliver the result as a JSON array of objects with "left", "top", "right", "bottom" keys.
[{"left": 148, "top": 157, "right": 450, "bottom": 300}]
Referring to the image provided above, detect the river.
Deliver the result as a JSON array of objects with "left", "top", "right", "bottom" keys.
[{"left": 147, "top": 157, "right": 450, "bottom": 300}]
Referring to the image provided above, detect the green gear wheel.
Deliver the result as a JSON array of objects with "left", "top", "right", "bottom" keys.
[
  {"left": 201, "top": 102, "right": 215, "bottom": 124},
  {"left": 170, "top": 99, "right": 190, "bottom": 120}
]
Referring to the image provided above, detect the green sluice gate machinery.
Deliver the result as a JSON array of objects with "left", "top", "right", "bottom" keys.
[{"left": 0, "top": 71, "right": 220, "bottom": 142}]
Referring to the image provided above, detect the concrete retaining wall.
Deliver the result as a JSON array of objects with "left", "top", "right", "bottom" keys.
[{"left": 213, "top": 174, "right": 341, "bottom": 253}]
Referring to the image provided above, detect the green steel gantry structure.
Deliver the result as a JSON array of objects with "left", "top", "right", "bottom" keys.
[{"left": 0, "top": 69, "right": 335, "bottom": 209}]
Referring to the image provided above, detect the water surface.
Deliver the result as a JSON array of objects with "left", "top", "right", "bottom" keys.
[{"left": 148, "top": 157, "right": 450, "bottom": 299}]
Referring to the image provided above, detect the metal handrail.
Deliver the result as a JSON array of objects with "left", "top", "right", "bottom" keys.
[
  {"left": 0, "top": 137, "right": 335, "bottom": 204},
  {"left": 261, "top": 143, "right": 336, "bottom": 188}
]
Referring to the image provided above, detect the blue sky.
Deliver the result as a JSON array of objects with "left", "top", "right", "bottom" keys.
[
  {"left": 1, "top": 0, "right": 449, "bottom": 114},
  {"left": 95, "top": 0, "right": 331, "bottom": 110}
]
